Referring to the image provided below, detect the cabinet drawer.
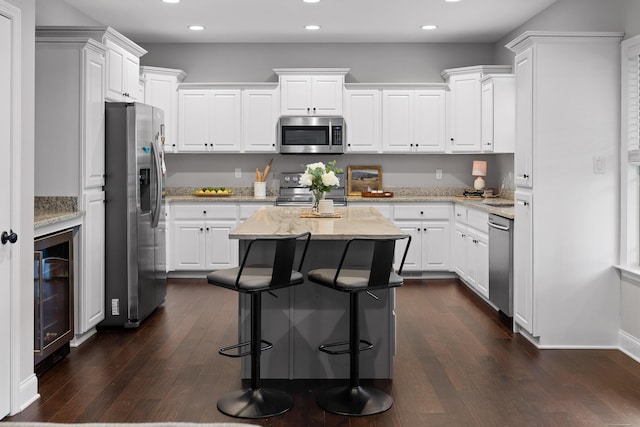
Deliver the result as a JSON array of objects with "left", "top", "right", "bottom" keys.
[
  {"left": 172, "top": 203, "right": 237, "bottom": 220},
  {"left": 466, "top": 208, "right": 488, "bottom": 234},
  {"left": 394, "top": 204, "right": 451, "bottom": 220}
]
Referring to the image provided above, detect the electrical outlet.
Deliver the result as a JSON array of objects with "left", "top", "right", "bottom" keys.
[
  {"left": 436, "top": 169, "right": 443, "bottom": 180},
  {"left": 111, "top": 299, "right": 120, "bottom": 316},
  {"left": 235, "top": 168, "right": 242, "bottom": 178}
]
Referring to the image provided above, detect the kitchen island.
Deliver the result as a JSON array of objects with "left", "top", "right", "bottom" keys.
[{"left": 230, "top": 206, "right": 406, "bottom": 380}]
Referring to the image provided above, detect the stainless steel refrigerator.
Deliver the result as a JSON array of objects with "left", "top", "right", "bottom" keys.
[{"left": 101, "top": 102, "right": 167, "bottom": 328}]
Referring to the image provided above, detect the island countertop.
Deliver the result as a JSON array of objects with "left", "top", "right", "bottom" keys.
[{"left": 230, "top": 206, "right": 405, "bottom": 240}]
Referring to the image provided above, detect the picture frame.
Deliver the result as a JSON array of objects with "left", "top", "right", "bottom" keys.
[{"left": 347, "top": 165, "right": 383, "bottom": 195}]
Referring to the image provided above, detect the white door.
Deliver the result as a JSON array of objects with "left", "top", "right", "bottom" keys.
[
  {"left": 210, "top": 90, "right": 241, "bottom": 151},
  {"left": 178, "top": 90, "right": 210, "bottom": 152},
  {"left": 449, "top": 74, "right": 481, "bottom": 152},
  {"left": 0, "top": 9, "right": 15, "bottom": 418},
  {"left": 204, "top": 220, "right": 238, "bottom": 269},
  {"left": 382, "top": 90, "right": 413, "bottom": 153},
  {"left": 414, "top": 90, "right": 446, "bottom": 153},
  {"left": 242, "top": 89, "right": 278, "bottom": 152},
  {"left": 345, "top": 90, "right": 381, "bottom": 153}
]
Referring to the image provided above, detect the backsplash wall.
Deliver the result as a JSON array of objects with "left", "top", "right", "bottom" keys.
[{"left": 164, "top": 153, "right": 515, "bottom": 192}]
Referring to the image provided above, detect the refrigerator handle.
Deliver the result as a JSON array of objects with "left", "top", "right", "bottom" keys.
[{"left": 151, "top": 141, "right": 163, "bottom": 228}]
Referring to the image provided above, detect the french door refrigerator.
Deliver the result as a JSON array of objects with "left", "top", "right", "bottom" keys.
[{"left": 101, "top": 102, "right": 167, "bottom": 328}]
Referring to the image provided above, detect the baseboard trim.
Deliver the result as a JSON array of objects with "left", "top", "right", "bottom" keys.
[
  {"left": 619, "top": 329, "right": 640, "bottom": 363},
  {"left": 70, "top": 328, "right": 97, "bottom": 348},
  {"left": 16, "top": 373, "right": 39, "bottom": 415}
]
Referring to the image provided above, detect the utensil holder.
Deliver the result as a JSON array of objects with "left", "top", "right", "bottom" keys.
[{"left": 254, "top": 181, "right": 266, "bottom": 199}]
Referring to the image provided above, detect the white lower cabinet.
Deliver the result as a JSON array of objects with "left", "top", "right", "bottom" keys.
[
  {"left": 393, "top": 203, "right": 452, "bottom": 272},
  {"left": 170, "top": 203, "right": 238, "bottom": 271},
  {"left": 77, "top": 190, "right": 106, "bottom": 334},
  {"left": 513, "top": 191, "right": 534, "bottom": 335},
  {"left": 453, "top": 205, "right": 489, "bottom": 298}
]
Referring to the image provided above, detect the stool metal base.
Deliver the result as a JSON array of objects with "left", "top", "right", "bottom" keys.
[
  {"left": 217, "top": 388, "right": 293, "bottom": 419},
  {"left": 316, "top": 385, "right": 393, "bottom": 416}
]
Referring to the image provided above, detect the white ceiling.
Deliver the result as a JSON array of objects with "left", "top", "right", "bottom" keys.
[{"left": 63, "top": 0, "right": 558, "bottom": 44}]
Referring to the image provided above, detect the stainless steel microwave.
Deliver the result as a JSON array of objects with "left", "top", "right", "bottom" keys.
[{"left": 278, "top": 116, "right": 345, "bottom": 154}]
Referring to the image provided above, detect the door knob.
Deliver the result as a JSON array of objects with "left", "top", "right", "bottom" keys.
[{"left": 1, "top": 230, "right": 18, "bottom": 245}]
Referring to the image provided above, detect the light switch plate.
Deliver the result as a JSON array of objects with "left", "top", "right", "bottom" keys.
[
  {"left": 436, "top": 169, "right": 443, "bottom": 180},
  {"left": 593, "top": 155, "right": 605, "bottom": 174},
  {"left": 235, "top": 168, "right": 242, "bottom": 178}
]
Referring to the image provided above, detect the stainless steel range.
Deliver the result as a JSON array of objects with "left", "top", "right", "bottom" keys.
[{"left": 276, "top": 172, "right": 347, "bottom": 206}]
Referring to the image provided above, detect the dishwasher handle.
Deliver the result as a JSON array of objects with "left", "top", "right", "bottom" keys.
[{"left": 488, "top": 221, "right": 510, "bottom": 231}]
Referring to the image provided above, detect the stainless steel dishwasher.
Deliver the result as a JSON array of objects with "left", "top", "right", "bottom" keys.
[{"left": 488, "top": 214, "right": 513, "bottom": 317}]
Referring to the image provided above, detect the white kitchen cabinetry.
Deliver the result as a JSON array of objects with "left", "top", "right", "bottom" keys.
[
  {"left": 78, "top": 191, "right": 106, "bottom": 333},
  {"left": 441, "top": 65, "right": 512, "bottom": 153},
  {"left": 35, "top": 30, "right": 108, "bottom": 339},
  {"left": 453, "top": 205, "right": 489, "bottom": 298},
  {"left": 275, "top": 68, "right": 349, "bottom": 116},
  {"left": 344, "top": 88, "right": 381, "bottom": 153},
  {"left": 480, "top": 74, "right": 515, "bottom": 153},
  {"left": 171, "top": 203, "right": 238, "bottom": 270},
  {"left": 141, "top": 66, "right": 187, "bottom": 153},
  {"left": 381, "top": 87, "right": 447, "bottom": 153},
  {"left": 393, "top": 204, "right": 452, "bottom": 272},
  {"left": 178, "top": 88, "right": 242, "bottom": 152},
  {"left": 506, "top": 32, "right": 622, "bottom": 346},
  {"left": 242, "top": 87, "right": 279, "bottom": 152},
  {"left": 102, "top": 28, "right": 146, "bottom": 102}
]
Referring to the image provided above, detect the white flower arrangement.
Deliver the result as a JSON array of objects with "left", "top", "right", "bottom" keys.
[{"left": 300, "top": 160, "right": 343, "bottom": 194}]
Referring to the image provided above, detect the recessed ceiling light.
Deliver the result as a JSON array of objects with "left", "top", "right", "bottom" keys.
[
  {"left": 188, "top": 25, "right": 205, "bottom": 31},
  {"left": 305, "top": 25, "right": 321, "bottom": 31},
  {"left": 421, "top": 25, "right": 438, "bottom": 30},
  {"left": 303, "top": 0, "right": 320, "bottom": 3},
  {"left": 445, "top": 0, "right": 461, "bottom": 2},
  {"left": 163, "top": 0, "right": 180, "bottom": 3}
]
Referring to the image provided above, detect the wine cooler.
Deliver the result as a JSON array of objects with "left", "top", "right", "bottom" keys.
[{"left": 34, "top": 229, "right": 74, "bottom": 374}]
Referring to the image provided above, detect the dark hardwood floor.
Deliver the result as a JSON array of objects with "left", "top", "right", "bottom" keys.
[{"left": 6, "top": 278, "right": 640, "bottom": 426}]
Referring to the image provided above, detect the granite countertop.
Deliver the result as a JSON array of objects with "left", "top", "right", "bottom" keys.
[
  {"left": 165, "top": 186, "right": 515, "bottom": 219},
  {"left": 34, "top": 196, "right": 83, "bottom": 232},
  {"left": 230, "top": 206, "right": 405, "bottom": 240}
]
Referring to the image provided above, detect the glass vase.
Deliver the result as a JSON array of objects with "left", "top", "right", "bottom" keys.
[{"left": 311, "top": 189, "right": 325, "bottom": 213}]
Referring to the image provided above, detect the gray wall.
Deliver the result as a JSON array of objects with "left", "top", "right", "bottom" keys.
[
  {"left": 140, "top": 42, "right": 498, "bottom": 83},
  {"left": 35, "top": 0, "right": 100, "bottom": 26},
  {"left": 494, "top": 0, "right": 628, "bottom": 64}
]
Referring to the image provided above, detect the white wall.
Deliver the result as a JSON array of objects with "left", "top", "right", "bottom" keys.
[{"left": 35, "top": 0, "right": 100, "bottom": 26}]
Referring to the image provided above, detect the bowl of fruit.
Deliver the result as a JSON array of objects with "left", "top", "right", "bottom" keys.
[{"left": 193, "top": 187, "right": 233, "bottom": 197}]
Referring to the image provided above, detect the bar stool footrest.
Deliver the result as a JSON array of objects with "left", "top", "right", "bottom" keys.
[
  {"left": 219, "top": 339, "right": 273, "bottom": 358},
  {"left": 218, "top": 387, "right": 293, "bottom": 419},
  {"left": 318, "top": 339, "right": 373, "bottom": 355},
  {"left": 316, "top": 385, "right": 392, "bottom": 416}
]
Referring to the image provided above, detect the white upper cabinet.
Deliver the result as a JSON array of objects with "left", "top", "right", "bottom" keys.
[
  {"left": 382, "top": 85, "right": 447, "bottom": 153},
  {"left": 275, "top": 68, "right": 349, "bottom": 116},
  {"left": 101, "top": 28, "right": 146, "bottom": 102},
  {"left": 344, "top": 88, "right": 381, "bottom": 153},
  {"left": 82, "top": 45, "right": 106, "bottom": 189},
  {"left": 441, "top": 65, "right": 512, "bottom": 153},
  {"left": 513, "top": 49, "right": 534, "bottom": 188},
  {"left": 242, "top": 87, "right": 279, "bottom": 152},
  {"left": 178, "top": 87, "right": 242, "bottom": 152},
  {"left": 480, "top": 74, "right": 515, "bottom": 153},
  {"left": 141, "top": 67, "right": 187, "bottom": 154}
]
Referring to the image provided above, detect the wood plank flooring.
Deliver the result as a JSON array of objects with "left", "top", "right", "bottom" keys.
[{"left": 6, "top": 278, "right": 640, "bottom": 426}]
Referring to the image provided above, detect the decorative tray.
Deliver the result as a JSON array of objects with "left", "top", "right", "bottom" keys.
[
  {"left": 300, "top": 211, "right": 342, "bottom": 218},
  {"left": 193, "top": 191, "right": 233, "bottom": 197},
  {"left": 361, "top": 191, "right": 394, "bottom": 198}
]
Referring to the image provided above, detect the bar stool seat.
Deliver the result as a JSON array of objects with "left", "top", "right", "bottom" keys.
[
  {"left": 207, "top": 232, "right": 311, "bottom": 419},
  {"left": 307, "top": 235, "right": 411, "bottom": 417}
]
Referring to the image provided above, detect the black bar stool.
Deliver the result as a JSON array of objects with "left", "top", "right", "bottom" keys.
[
  {"left": 307, "top": 235, "right": 411, "bottom": 416},
  {"left": 207, "top": 231, "right": 311, "bottom": 419}
]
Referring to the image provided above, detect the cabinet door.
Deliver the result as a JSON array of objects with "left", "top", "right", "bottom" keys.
[
  {"left": 204, "top": 220, "right": 239, "bottom": 269},
  {"left": 514, "top": 191, "right": 534, "bottom": 334},
  {"left": 124, "top": 54, "right": 140, "bottom": 101},
  {"left": 449, "top": 73, "right": 481, "bottom": 152},
  {"left": 414, "top": 90, "right": 446, "bottom": 153},
  {"left": 242, "top": 89, "right": 279, "bottom": 152},
  {"left": 421, "top": 221, "right": 450, "bottom": 271},
  {"left": 104, "top": 40, "right": 124, "bottom": 101},
  {"left": 172, "top": 219, "right": 206, "bottom": 270},
  {"left": 344, "top": 89, "right": 381, "bottom": 153},
  {"left": 79, "top": 191, "right": 105, "bottom": 333},
  {"left": 210, "top": 90, "right": 242, "bottom": 152},
  {"left": 394, "top": 222, "right": 421, "bottom": 271},
  {"left": 280, "top": 75, "right": 311, "bottom": 115},
  {"left": 452, "top": 227, "right": 467, "bottom": 277},
  {"left": 311, "top": 75, "right": 343, "bottom": 116},
  {"left": 382, "top": 90, "right": 413, "bottom": 153},
  {"left": 178, "top": 90, "right": 210, "bottom": 152},
  {"left": 82, "top": 46, "right": 105, "bottom": 189},
  {"left": 481, "top": 80, "right": 495, "bottom": 152},
  {"left": 144, "top": 72, "right": 178, "bottom": 150},
  {"left": 514, "top": 49, "right": 534, "bottom": 187},
  {"left": 469, "top": 235, "right": 489, "bottom": 298}
]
